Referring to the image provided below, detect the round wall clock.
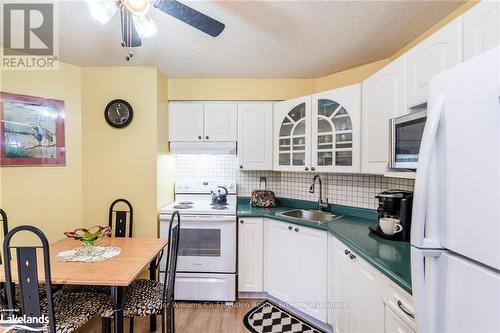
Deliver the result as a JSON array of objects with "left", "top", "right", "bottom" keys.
[{"left": 104, "top": 99, "right": 133, "bottom": 128}]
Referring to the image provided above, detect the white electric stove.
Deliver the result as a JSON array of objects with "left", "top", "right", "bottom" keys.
[{"left": 159, "top": 180, "right": 237, "bottom": 302}]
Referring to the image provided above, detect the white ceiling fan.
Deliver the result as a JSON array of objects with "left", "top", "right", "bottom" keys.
[{"left": 86, "top": 0, "right": 225, "bottom": 60}]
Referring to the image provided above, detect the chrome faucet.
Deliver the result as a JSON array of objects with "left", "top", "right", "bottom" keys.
[{"left": 309, "top": 175, "right": 329, "bottom": 211}]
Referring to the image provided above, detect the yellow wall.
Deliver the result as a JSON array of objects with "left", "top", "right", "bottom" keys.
[
  {"left": 0, "top": 65, "right": 173, "bottom": 245},
  {"left": 167, "top": 78, "right": 315, "bottom": 101},
  {"left": 156, "top": 70, "right": 175, "bottom": 214},
  {"left": 0, "top": 63, "right": 83, "bottom": 242},
  {"left": 81, "top": 67, "right": 170, "bottom": 238},
  {"left": 314, "top": 58, "right": 390, "bottom": 92}
]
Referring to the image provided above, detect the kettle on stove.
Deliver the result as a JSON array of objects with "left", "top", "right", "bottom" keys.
[{"left": 211, "top": 186, "right": 228, "bottom": 205}]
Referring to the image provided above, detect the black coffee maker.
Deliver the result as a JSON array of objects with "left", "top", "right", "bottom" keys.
[{"left": 371, "top": 189, "right": 413, "bottom": 242}]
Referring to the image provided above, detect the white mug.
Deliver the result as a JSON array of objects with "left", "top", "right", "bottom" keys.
[{"left": 379, "top": 217, "right": 403, "bottom": 235}]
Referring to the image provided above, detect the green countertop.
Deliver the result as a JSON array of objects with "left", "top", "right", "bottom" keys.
[{"left": 237, "top": 197, "right": 412, "bottom": 294}]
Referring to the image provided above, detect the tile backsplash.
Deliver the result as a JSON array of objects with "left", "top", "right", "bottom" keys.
[{"left": 175, "top": 155, "right": 414, "bottom": 209}]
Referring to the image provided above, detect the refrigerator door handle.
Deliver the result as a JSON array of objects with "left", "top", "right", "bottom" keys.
[
  {"left": 411, "top": 247, "right": 442, "bottom": 333},
  {"left": 411, "top": 94, "right": 445, "bottom": 248}
]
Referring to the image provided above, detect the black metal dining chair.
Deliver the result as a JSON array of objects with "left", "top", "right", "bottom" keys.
[
  {"left": 0, "top": 208, "right": 8, "bottom": 308},
  {"left": 63, "top": 199, "right": 135, "bottom": 330},
  {"left": 3, "top": 225, "right": 111, "bottom": 333},
  {"left": 100, "top": 211, "right": 181, "bottom": 333},
  {"left": 109, "top": 199, "right": 133, "bottom": 238},
  {"left": 0, "top": 210, "right": 50, "bottom": 310}
]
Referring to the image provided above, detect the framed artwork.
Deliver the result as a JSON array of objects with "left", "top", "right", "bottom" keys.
[{"left": 0, "top": 92, "right": 65, "bottom": 166}]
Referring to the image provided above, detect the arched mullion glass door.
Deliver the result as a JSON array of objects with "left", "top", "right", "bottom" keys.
[
  {"left": 317, "top": 99, "right": 353, "bottom": 167},
  {"left": 278, "top": 103, "right": 307, "bottom": 167}
]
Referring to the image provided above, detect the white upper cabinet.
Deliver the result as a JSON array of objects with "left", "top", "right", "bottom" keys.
[
  {"left": 312, "top": 84, "right": 361, "bottom": 173},
  {"left": 169, "top": 102, "right": 237, "bottom": 142},
  {"left": 168, "top": 102, "right": 204, "bottom": 141},
  {"left": 274, "top": 86, "right": 360, "bottom": 173},
  {"left": 204, "top": 103, "right": 237, "bottom": 141},
  {"left": 274, "top": 96, "right": 312, "bottom": 172},
  {"left": 463, "top": 1, "right": 500, "bottom": 61},
  {"left": 361, "top": 56, "right": 407, "bottom": 174},
  {"left": 238, "top": 103, "right": 273, "bottom": 170},
  {"left": 407, "top": 17, "right": 462, "bottom": 107}
]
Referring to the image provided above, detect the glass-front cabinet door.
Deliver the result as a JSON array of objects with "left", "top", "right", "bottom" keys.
[
  {"left": 274, "top": 96, "right": 312, "bottom": 171},
  {"left": 312, "top": 84, "right": 361, "bottom": 172}
]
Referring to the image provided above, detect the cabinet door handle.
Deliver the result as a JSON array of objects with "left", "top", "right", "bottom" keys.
[
  {"left": 344, "top": 249, "right": 350, "bottom": 255},
  {"left": 288, "top": 226, "right": 293, "bottom": 230},
  {"left": 305, "top": 167, "right": 309, "bottom": 171},
  {"left": 349, "top": 253, "right": 356, "bottom": 260},
  {"left": 311, "top": 167, "right": 316, "bottom": 171},
  {"left": 205, "top": 136, "right": 209, "bottom": 140},
  {"left": 240, "top": 220, "right": 244, "bottom": 224},
  {"left": 294, "top": 228, "right": 299, "bottom": 232},
  {"left": 198, "top": 136, "right": 202, "bottom": 140},
  {"left": 397, "top": 300, "right": 415, "bottom": 319},
  {"left": 240, "top": 165, "right": 243, "bottom": 169}
]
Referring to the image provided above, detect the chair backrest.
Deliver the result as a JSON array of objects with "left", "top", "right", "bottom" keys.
[
  {"left": 0, "top": 209, "right": 8, "bottom": 238},
  {"left": 0, "top": 209, "right": 9, "bottom": 307},
  {"left": 3, "top": 225, "right": 56, "bottom": 332},
  {"left": 162, "top": 211, "right": 180, "bottom": 303},
  {"left": 0, "top": 209, "right": 9, "bottom": 265},
  {"left": 108, "top": 199, "right": 133, "bottom": 238}
]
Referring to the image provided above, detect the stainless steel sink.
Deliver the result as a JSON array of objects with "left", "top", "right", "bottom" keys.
[{"left": 279, "top": 209, "right": 343, "bottom": 224}]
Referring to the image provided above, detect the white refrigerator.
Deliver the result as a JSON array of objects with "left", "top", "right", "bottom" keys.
[{"left": 411, "top": 46, "right": 500, "bottom": 333}]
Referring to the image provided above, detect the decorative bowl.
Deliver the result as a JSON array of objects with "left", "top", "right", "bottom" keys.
[{"left": 64, "top": 225, "right": 112, "bottom": 247}]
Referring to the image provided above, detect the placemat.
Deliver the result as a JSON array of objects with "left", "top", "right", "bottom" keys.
[{"left": 56, "top": 246, "right": 121, "bottom": 262}]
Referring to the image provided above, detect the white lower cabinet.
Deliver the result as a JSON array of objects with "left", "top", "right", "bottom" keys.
[
  {"left": 329, "top": 235, "right": 384, "bottom": 333},
  {"left": 385, "top": 307, "right": 415, "bottom": 333},
  {"left": 237, "top": 220, "right": 413, "bottom": 330},
  {"left": 264, "top": 219, "right": 328, "bottom": 322},
  {"left": 238, "top": 217, "right": 264, "bottom": 292},
  {"left": 381, "top": 276, "right": 415, "bottom": 331}
]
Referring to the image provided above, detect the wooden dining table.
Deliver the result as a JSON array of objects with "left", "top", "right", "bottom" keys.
[{"left": 0, "top": 237, "right": 167, "bottom": 333}]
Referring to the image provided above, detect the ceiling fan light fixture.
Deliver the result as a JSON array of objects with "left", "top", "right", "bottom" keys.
[
  {"left": 132, "top": 14, "right": 157, "bottom": 38},
  {"left": 86, "top": 0, "right": 117, "bottom": 25},
  {"left": 122, "top": 0, "right": 150, "bottom": 16}
]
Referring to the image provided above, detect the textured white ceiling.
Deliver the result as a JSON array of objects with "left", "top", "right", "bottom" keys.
[{"left": 56, "top": 0, "right": 465, "bottom": 78}]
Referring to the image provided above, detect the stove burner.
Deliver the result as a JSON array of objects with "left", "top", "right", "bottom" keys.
[
  {"left": 210, "top": 202, "right": 228, "bottom": 206},
  {"left": 179, "top": 201, "right": 194, "bottom": 205},
  {"left": 211, "top": 206, "right": 228, "bottom": 210},
  {"left": 173, "top": 204, "right": 192, "bottom": 209}
]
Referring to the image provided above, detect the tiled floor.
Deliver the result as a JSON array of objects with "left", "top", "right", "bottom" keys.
[{"left": 79, "top": 299, "right": 263, "bottom": 332}]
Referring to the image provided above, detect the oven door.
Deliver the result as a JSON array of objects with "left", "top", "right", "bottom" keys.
[
  {"left": 160, "top": 214, "right": 236, "bottom": 273},
  {"left": 390, "top": 111, "right": 427, "bottom": 169}
]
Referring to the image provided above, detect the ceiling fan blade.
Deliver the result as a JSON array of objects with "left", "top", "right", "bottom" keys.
[
  {"left": 154, "top": 0, "right": 225, "bottom": 37},
  {"left": 120, "top": 9, "right": 142, "bottom": 47}
]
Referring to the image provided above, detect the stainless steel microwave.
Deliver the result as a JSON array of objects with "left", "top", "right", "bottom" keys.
[{"left": 389, "top": 111, "right": 427, "bottom": 170}]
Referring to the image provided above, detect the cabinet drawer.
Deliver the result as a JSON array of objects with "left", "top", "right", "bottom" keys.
[
  {"left": 382, "top": 276, "right": 415, "bottom": 330},
  {"left": 385, "top": 306, "right": 415, "bottom": 333}
]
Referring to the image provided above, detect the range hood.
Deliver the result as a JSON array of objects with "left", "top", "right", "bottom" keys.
[{"left": 169, "top": 142, "right": 237, "bottom": 155}]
